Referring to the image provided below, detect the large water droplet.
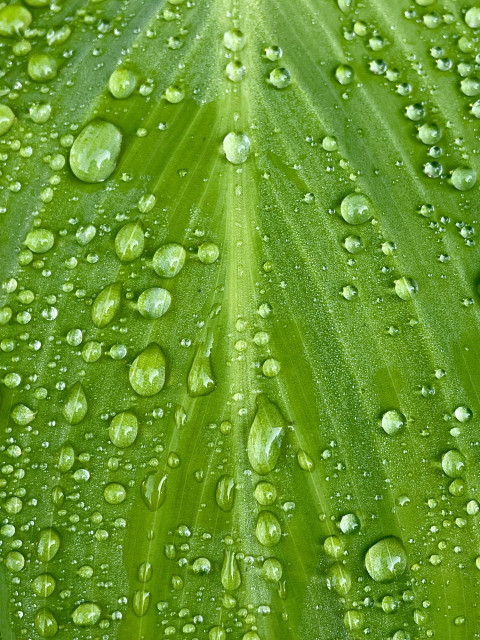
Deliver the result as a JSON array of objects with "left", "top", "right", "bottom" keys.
[
  {"left": 255, "top": 511, "right": 282, "bottom": 547},
  {"left": 115, "top": 221, "right": 144, "bottom": 262},
  {"left": 141, "top": 471, "right": 167, "bottom": 510},
  {"left": 187, "top": 331, "right": 216, "bottom": 397},
  {"left": 340, "top": 193, "right": 373, "bottom": 224},
  {"left": 221, "top": 548, "right": 242, "bottom": 590},
  {"left": 365, "top": 537, "right": 407, "bottom": 583},
  {"left": 72, "top": 603, "right": 101, "bottom": 627},
  {"left": 223, "top": 132, "right": 250, "bottom": 164},
  {"left": 248, "top": 394, "right": 286, "bottom": 474},
  {"left": 441, "top": 449, "right": 465, "bottom": 478},
  {"left": 129, "top": 343, "right": 166, "bottom": 396},
  {"left": 215, "top": 475, "right": 235, "bottom": 511},
  {"left": 37, "top": 528, "right": 61, "bottom": 562},
  {"left": 152, "top": 243, "right": 186, "bottom": 278},
  {"left": 0, "top": 5, "right": 32, "bottom": 37},
  {"left": 0, "top": 104, "right": 15, "bottom": 136},
  {"left": 91, "top": 282, "right": 122, "bottom": 328},
  {"left": 63, "top": 382, "right": 88, "bottom": 425},
  {"left": 69, "top": 120, "right": 122, "bottom": 183},
  {"left": 109, "top": 412, "right": 138, "bottom": 447}
]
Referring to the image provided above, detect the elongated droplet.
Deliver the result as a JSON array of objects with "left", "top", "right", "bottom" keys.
[
  {"left": 133, "top": 589, "right": 150, "bottom": 617},
  {"left": 115, "top": 221, "right": 144, "bottom": 262},
  {"left": 221, "top": 548, "right": 242, "bottom": 590},
  {"left": 57, "top": 442, "right": 75, "bottom": 472},
  {"left": 72, "top": 602, "right": 101, "bottom": 626},
  {"left": 91, "top": 282, "right": 122, "bottom": 328},
  {"left": 37, "top": 528, "right": 61, "bottom": 562},
  {"left": 63, "top": 382, "right": 88, "bottom": 425},
  {"left": 327, "top": 562, "right": 352, "bottom": 595},
  {"left": 141, "top": 471, "right": 167, "bottom": 510},
  {"left": 69, "top": 119, "right": 122, "bottom": 183},
  {"left": 129, "top": 343, "right": 166, "bottom": 396},
  {"left": 109, "top": 412, "right": 138, "bottom": 448},
  {"left": 255, "top": 511, "right": 282, "bottom": 547},
  {"left": 35, "top": 608, "right": 58, "bottom": 638},
  {"left": 215, "top": 475, "right": 235, "bottom": 511},
  {"left": 187, "top": 331, "right": 216, "bottom": 397},
  {"left": 248, "top": 394, "right": 286, "bottom": 474}
]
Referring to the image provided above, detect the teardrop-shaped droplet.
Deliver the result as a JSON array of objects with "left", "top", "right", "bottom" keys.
[
  {"left": 57, "top": 442, "right": 75, "bottom": 472},
  {"left": 248, "top": 394, "right": 286, "bottom": 474},
  {"left": 141, "top": 471, "right": 167, "bottom": 511},
  {"left": 109, "top": 412, "right": 138, "bottom": 448},
  {"left": 133, "top": 589, "right": 150, "bottom": 617},
  {"left": 221, "top": 548, "right": 242, "bottom": 590},
  {"left": 255, "top": 511, "right": 282, "bottom": 547},
  {"left": 35, "top": 608, "right": 58, "bottom": 638},
  {"left": 129, "top": 343, "right": 166, "bottom": 396},
  {"left": 115, "top": 221, "right": 144, "bottom": 262},
  {"left": 215, "top": 475, "right": 235, "bottom": 511},
  {"left": 37, "top": 528, "right": 61, "bottom": 562},
  {"left": 91, "top": 282, "right": 122, "bottom": 328},
  {"left": 63, "top": 382, "right": 88, "bottom": 425},
  {"left": 187, "top": 331, "right": 216, "bottom": 397},
  {"left": 69, "top": 119, "right": 122, "bottom": 183}
]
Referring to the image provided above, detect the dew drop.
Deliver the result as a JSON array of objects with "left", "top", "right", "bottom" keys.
[
  {"left": 248, "top": 394, "right": 286, "bottom": 474},
  {"left": 69, "top": 119, "right": 122, "bottom": 183},
  {"left": 129, "top": 343, "right": 166, "bottom": 396},
  {"left": 223, "top": 132, "right": 250, "bottom": 164},
  {"left": 365, "top": 537, "right": 407, "bottom": 583},
  {"left": 340, "top": 193, "right": 373, "bottom": 224}
]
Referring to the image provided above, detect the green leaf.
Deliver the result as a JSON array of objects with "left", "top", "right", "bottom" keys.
[{"left": 1, "top": 0, "right": 480, "bottom": 639}]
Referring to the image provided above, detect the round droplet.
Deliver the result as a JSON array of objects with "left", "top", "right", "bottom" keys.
[
  {"left": 269, "top": 67, "right": 291, "bottom": 89},
  {"left": 339, "top": 513, "right": 360, "bottom": 534},
  {"left": 226, "top": 61, "right": 246, "bottom": 82},
  {"left": 223, "top": 132, "right": 250, "bottom": 164},
  {"left": 454, "top": 406, "right": 472, "bottom": 423},
  {"left": 297, "top": 449, "right": 315, "bottom": 471},
  {"left": 465, "top": 7, "right": 480, "bottom": 28},
  {"left": 152, "top": 243, "right": 186, "bottom": 278},
  {"left": 0, "top": 5, "right": 32, "bottom": 37},
  {"left": 0, "top": 104, "right": 15, "bottom": 136},
  {"left": 442, "top": 449, "right": 465, "bottom": 478},
  {"left": 63, "top": 381, "right": 88, "bottom": 425},
  {"left": 198, "top": 243, "right": 220, "bottom": 264},
  {"left": 395, "top": 277, "right": 418, "bottom": 300},
  {"left": 109, "top": 67, "right": 136, "bottom": 99},
  {"left": 255, "top": 511, "right": 282, "bottom": 547},
  {"left": 72, "top": 602, "right": 101, "bottom": 627},
  {"left": 137, "top": 288, "right": 171, "bottom": 319},
  {"left": 129, "top": 343, "right": 166, "bottom": 396},
  {"left": 324, "top": 535, "right": 345, "bottom": 559},
  {"left": 223, "top": 29, "right": 246, "bottom": 52},
  {"left": 365, "top": 537, "right": 407, "bottom": 583},
  {"left": 11, "top": 403, "right": 35, "bottom": 425},
  {"left": 262, "top": 557, "right": 283, "bottom": 582},
  {"left": 6, "top": 550, "right": 25, "bottom": 572},
  {"left": 327, "top": 562, "right": 352, "bottom": 595},
  {"left": 37, "top": 528, "right": 61, "bottom": 562},
  {"left": 69, "top": 119, "right": 122, "bottom": 183},
  {"left": 165, "top": 85, "right": 184, "bottom": 104},
  {"left": 262, "top": 358, "right": 281, "bottom": 377},
  {"left": 115, "top": 221, "right": 144, "bottom": 262},
  {"left": 32, "top": 573, "right": 56, "bottom": 597},
  {"left": 417, "top": 122, "right": 442, "bottom": 145},
  {"left": 344, "top": 235, "right": 364, "bottom": 253},
  {"left": 25, "top": 228, "right": 54, "bottom": 253},
  {"left": 28, "top": 54, "right": 57, "bottom": 82},
  {"left": 335, "top": 64, "right": 354, "bottom": 85},
  {"left": 451, "top": 166, "right": 477, "bottom": 191},
  {"left": 344, "top": 610, "right": 364, "bottom": 632},
  {"left": 254, "top": 481, "right": 277, "bottom": 505},
  {"left": 104, "top": 482, "right": 127, "bottom": 504},
  {"left": 133, "top": 589, "right": 150, "bottom": 617},
  {"left": 265, "top": 45, "right": 282, "bottom": 61},
  {"left": 340, "top": 193, "right": 373, "bottom": 224},
  {"left": 381, "top": 410, "right": 406, "bottom": 435}
]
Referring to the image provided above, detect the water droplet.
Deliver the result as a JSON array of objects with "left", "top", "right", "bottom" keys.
[
  {"left": 165, "top": 85, "right": 185, "bottom": 104},
  {"left": 152, "top": 243, "right": 186, "bottom": 278},
  {"left": 265, "top": 45, "right": 282, "bottom": 61},
  {"left": 72, "top": 602, "right": 101, "bottom": 627},
  {"left": 394, "top": 277, "right": 418, "bottom": 301},
  {"left": 63, "top": 382, "right": 88, "bottom": 425},
  {"left": 198, "top": 243, "right": 220, "bottom": 264},
  {"left": 137, "top": 288, "right": 171, "bottom": 319},
  {"left": 28, "top": 53, "right": 57, "bottom": 82},
  {"left": 69, "top": 120, "right": 122, "bottom": 183},
  {"left": 223, "top": 29, "right": 246, "bottom": 52},
  {"left": 187, "top": 331, "right": 216, "bottom": 397},
  {"left": 454, "top": 406, "right": 472, "bottom": 423},
  {"left": 141, "top": 471, "right": 167, "bottom": 510},
  {"left": 339, "top": 512, "right": 360, "bottom": 534},
  {"left": 324, "top": 535, "right": 345, "bottom": 559},
  {"left": 417, "top": 122, "right": 442, "bottom": 145},
  {"left": 340, "top": 193, "right": 373, "bottom": 224},
  {"left": 109, "top": 67, "right": 136, "bottom": 99},
  {"left": 24, "top": 228, "right": 54, "bottom": 254},
  {"left": 32, "top": 573, "right": 56, "bottom": 597},
  {"left": 91, "top": 282, "right": 122, "bottom": 328},
  {"left": 262, "top": 357, "right": 281, "bottom": 377},
  {"left": 57, "top": 442, "right": 75, "bottom": 472},
  {"left": 327, "top": 562, "right": 352, "bottom": 595},
  {"left": 115, "top": 221, "right": 144, "bottom": 262},
  {"left": 37, "top": 528, "right": 61, "bottom": 562},
  {"left": 335, "top": 64, "right": 354, "bottom": 85},
  {"left": 465, "top": 7, "right": 480, "bottom": 28},
  {"left": 192, "top": 557, "right": 211, "bottom": 574},
  {"left": 215, "top": 475, "right": 235, "bottom": 511},
  {"left": 262, "top": 557, "right": 282, "bottom": 582},
  {"left": 344, "top": 610, "right": 364, "bottom": 632},
  {"left": 254, "top": 481, "right": 277, "bottom": 505},
  {"left": 0, "top": 104, "right": 15, "bottom": 136},
  {"left": 133, "top": 589, "right": 150, "bottom": 617},
  {"left": 104, "top": 482, "right": 127, "bottom": 504},
  {"left": 365, "top": 537, "right": 407, "bottom": 582},
  {"left": 248, "top": 394, "right": 286, "bottom": 474},
  {"left": 35, "top": 608, "right": 58, "bottom": 638},
  {"left": 441, "top": 449, "right": 465, "bottom": 478},
  {"left": 256, "top": 511, "right": 282, "bottom": 547},
  {"left": 451, "top": 166, "right": 477, "bottom": 191},
  {"left": 109, "top": 412, "right": 138, "bottom": 448},
  {"left": 5, "top": 550, "right": 25, "bottom": 572},
  {"left": 221, "top": 548, "right": 242, "bottom": 590},
  {"left": 0, "top": 5, "right": 32, "bottom": 37},
  {"left": 11, "top": 403, "right": 35, "bottom": 425},
  {"left": 269, "top": 67, "right": 291, "bottom": 89},
  {"left": 129, "top": 343, "right": 166, "bottom": 396},
  {"left": 297, "top": 449, "right": 315, "bottom": 471},
  {"left": 226, "top": 61, "right": 246, "bottom": 82},
  {"left": 223, "top": 132, "right": 250, "bottom": 164},
  {"left": 381, "top": 410, "right": 406, "bottom": 434}
]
